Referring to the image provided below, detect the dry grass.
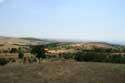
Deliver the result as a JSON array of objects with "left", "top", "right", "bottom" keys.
[
  {"left": 0, "top": 38, "right": 47, "bottom": 46},
  {"left": 0, "top": 61, "right": 124, "bottom": 83}
]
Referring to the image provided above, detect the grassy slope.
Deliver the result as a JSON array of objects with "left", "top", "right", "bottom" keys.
[{"left": 0, "top": 61, "right": 124, "bottom": 83}]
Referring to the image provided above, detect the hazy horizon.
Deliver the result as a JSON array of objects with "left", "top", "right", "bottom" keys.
[{"left": 0, "top": 0, "right": 125, "bottom": 43}]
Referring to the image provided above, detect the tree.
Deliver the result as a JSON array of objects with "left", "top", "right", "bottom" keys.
[
  {"left": 74, "top": 51, "right": 107, "bottom": 62},
  {"left": 10, "top": 48, "right": 18, "bottom": 53},
  {"left": 18, "top": 51, "right": 24, "bottom": 59},
  {"left": 0, "top": 58, "right": 9, "bottom": 66},
  {"left": 31, "top": 45, "right": 46, "bottom": 63},
  {"left": 62, "top": 53, "right": 75, "bottom": 59},
  {"left": 18, "top": 48, "right": 24, "bottom": 59}
]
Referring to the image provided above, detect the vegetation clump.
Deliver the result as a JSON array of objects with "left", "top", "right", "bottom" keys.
[
  {"left": 0, "top": 58, "right": 9, "bottom": 66},
  {"left": 31, "top": 45, "right": 46, "bottom": 63},
  {"left": 74, "top": 51, "right": 125, "bottom": 64},
  {"left": 10, "top": 48, "right": 18, "bottom": 53},
  {"left": 18, "top": 48, "right": 24, "bottom": 59}
]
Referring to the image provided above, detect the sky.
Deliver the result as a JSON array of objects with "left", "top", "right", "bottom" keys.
[{"left": 0, "top": 0, "right": 125, "bottom": 43}]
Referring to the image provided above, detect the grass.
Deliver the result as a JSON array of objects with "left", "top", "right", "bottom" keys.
[{"left": 0, "top": 61, "right": 124, "bottom": 83}]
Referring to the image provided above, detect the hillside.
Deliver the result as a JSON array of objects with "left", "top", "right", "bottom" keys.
[
  {"left": 0, "top": 61, "right": 124, "bottom": 83},
  {"left": 0, "top": 37, "right": 125, "bottom": 83},
  {"left": 0, "top": 37, "right": 121, "bottom": 55},
  {"left": 0, "top": 36, "right": 124, "bottom": 64},
  {"left": 0, "top": 38, "right": 49, "bottom": 46},
  {"left": 0, "top": 36, "right": 118, "bottom": 48}
]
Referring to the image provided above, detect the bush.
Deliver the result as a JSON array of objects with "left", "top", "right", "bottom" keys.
[
  {"left": 11, "top": 59, "right": 16, "bottom": 62},
  {"left": 18, "top": 48, "right": 24, "bottom": 59},
  {"left": 10, "top": 48, "right": 18, "bottom": 53},
  {"left": 74, "top": 52, "right": 87, "bottom": 62},
  {"left": 107, "top": 55, "right": 125, "bottom": 63},
  {"left": 8, "top": 58, "right": 16, "bottom": 63},
  {"left": 18, "top": 51, "right": 24, "bottom": 59},
  {"left": 3, "top": 50, "right": 8, "bottom": 53},
  {"left": 120, "top": 56, "right": 125, "bottom": 63},
  {"left": 62, "top": 53, "right": 75, "bottom": 59},
  {"left": 93, "top": 54, "right": 107, "bottom": 62},
  {"left": 31, "top": 45, "right": 46, "bottom": 63},
  {"left": 74, "top": 52, "right": 98, "bottom": 62},
  {"left": 0, "top": 58, "right": 9, "bottom": 66},
  {"left": 74, "top": 51, "right": 125, "bottom": 64}
]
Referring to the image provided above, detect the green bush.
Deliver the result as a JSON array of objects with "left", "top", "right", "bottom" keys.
[
  {"left": 120, "top": 56, "right": 125, "bottom": 63},
  {"left": 10, "top": 48, "right": 18, "bottom": 53},
  {"left": 62, "top": 53, "right": 75, "bottom": 59},
  {"left": 107, "top": 55, "right": 125, "bottom": 63},
  {"left": 93, "top": 54, "right": 107, "bottom": 62},
  {"left": 18, "top": 48, "right": 24, "bottom": 59},
  {"left": 0, "top": 58, "right": 9, "bottom": 66},
  {"left": 74, "top": 52, "right": 87, "bottom": 61},
  {"left": 74, "top": 51, "right": 125, "bottom": 64},
  {"left": 31, "top": 45, "right": 46, "bottom": 63},
  {"left": 18, "top": 51, "right": 24, "bottom": 59},
  {"left": 74, "top": 52, "right": 99, "bottom": 62}
]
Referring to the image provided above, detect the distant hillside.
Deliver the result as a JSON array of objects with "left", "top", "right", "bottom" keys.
[
  {"left": 0, "top": 37, "right": 49, "bottom": 46},
  {"left": 90, "top": 42, "right": 124, "bottom": 47},
  {"left": 21, "top": 37, "right": 55, "bottom": 43},
  {"left": 0, "top": 36, "right": 124, "bottom": 49}
]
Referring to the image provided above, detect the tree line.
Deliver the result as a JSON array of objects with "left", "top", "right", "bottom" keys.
[{"left": 1, "top": 45, "right": 125, "bottom": 66}]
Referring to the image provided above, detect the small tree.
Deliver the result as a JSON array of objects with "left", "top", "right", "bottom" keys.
[
  {"left": 31, "top": 45, "right": 46, "bottom": 63},
  {"left": 18, "top": 51, "right": 24, "bottom": 59},
  {"left": 62, "top": 53, "right": 75, "bottom": 59},
  {"left": 0, "top": 58, "right": 9, "bottom": 66},
  {"left": 18, "top": 48, "right": 24, "bottom": 59},
  {"left": 10, "top": 48, "right": 18, "bottom": 53}
]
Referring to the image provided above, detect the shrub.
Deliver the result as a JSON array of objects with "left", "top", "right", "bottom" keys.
[
  {"left": 74, "top": 50, "right": 125, "bottom": 64},
  {"left": 74, "top": 52, "right": 87, "bottom": 61},
  {"left": 108, "top": 55, "right": 123, "bottom": 63},
  {"left": 3, "top": 50, "right": 8, "bottom": 53},
  {"left": 11, "top": 59, "right": 16, "bottom": 62},
  {"left": 0, "top": 58, "right": 9, "bottom": 66},
  {"left": 8, "top": 58, "right": 16, "bottom": 63},
  {"left": 18, "top": 51, "right": 24, "bottom": 59},
  {"left": 120, "top": 56, "right": 125, "bottom": 63},
  {"left": 10, "top": 48, "right": 18, "bottom": 53},
  {"left": 93, "top": 54, "right": 107, "bottom": 62},
  {"left": 74, "top": 52, "right": 99, "bottom": 62},
  {"left": 31, "top": 45, "right": 46, "bottom": 63},
  {"left": 18, "top": 48, "right": 24, "bottom": 59},
  {"left": 62, "top": 53, "right": 75, "bottom": 59}
]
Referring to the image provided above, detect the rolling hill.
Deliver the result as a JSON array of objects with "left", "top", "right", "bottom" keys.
[{"left": 0, "top": 36, "right": 121, "bottom": 49}]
